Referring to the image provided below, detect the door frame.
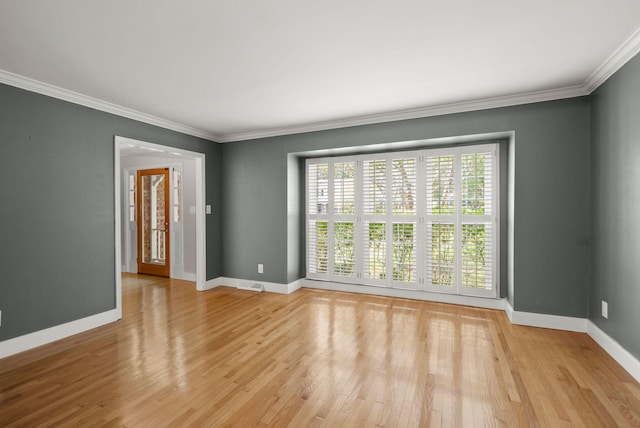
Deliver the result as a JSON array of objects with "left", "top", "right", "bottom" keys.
[
  {"left": 136, "top": 167, "right": 171, "bottom": 277},
  {"left": 114, "top": 136, "right": 207, "bottom": 319}
]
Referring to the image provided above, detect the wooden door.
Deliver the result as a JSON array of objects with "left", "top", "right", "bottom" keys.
[{"left": 137, "top": 168, "right": 170, "bottom": 277}]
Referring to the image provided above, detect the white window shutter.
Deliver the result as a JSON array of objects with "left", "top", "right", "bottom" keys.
[
  {"left": 307, "top": 163, "right": 329, "bottom": 278},
  {"left": 425, "top": 152, "right": 457, "bottom": 292},
  {"left": 459, "top": 148, "right": 498, "bottom": 296},
  {"left": 363, "top": 159, "right": 386, "bottom": 215},
  {"left": 306, "top": 143, "right": 499, "bottom": 298},
  {"left": 362, "top": 158, "right": 388, "bottom": 284},
  {"left": 389, "top": 155, "right": 419, "bottom": 288}
]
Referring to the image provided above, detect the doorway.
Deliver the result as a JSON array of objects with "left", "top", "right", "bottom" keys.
[
  {"left": 137, "top": 168, "right": 171, "bottom": 277},
  {"left": 114, "top": 136, "right": 207, "bottom": 319}
]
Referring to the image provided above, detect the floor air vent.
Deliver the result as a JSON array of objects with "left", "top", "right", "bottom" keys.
[{"left": 238, "top": 282, "right": 264, "bottom": 292}]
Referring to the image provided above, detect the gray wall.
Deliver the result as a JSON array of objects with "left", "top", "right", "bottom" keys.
[
  {"left": 221, "top": 97, "right": 591, "bottom": 317},
  {"left": 0, "top": 83, "right": 222, "bottom": 342},
  {"left": 590, "top": 53, "right": 640, "bottom": 358},
  {"left": 0, "top": 75, "right": 602, "bottom": 342}
]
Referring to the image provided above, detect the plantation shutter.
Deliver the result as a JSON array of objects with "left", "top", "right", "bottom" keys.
[
  {"left": 390, "top": 156, "right": 418, "bottom": 288},
  {"left": 424, "top": 145, "right": 498, "bottom": 297},
  {"left": 307, "top": 163, "right": 329, "bottom": 277},
  {"left": 306, "top": 143, "right": 499, "bottom": 298},
  {"left": 425, "top": 152, "right": 456, "bottom": 289},
  {"left": 333, "top": 162, "right": 356, "bottom": 278},
  {"left": 459, "top": 146, "right": 497, "bottom": 296},
  {"left": 363, "top": 158, "right": 387, "bottom": 284}
]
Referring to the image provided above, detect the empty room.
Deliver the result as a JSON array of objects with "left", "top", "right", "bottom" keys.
[{"left": 1, "top": 1, "right": 640, "bottom": 426}]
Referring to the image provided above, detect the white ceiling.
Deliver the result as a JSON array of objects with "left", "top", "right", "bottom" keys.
[{"left": 1, "top": 1, "right": 640, "bottom": 142}]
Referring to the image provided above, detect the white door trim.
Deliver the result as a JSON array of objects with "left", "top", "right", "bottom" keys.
[{"left": 114, "top": 136, "right": 207, "bottom": 319}]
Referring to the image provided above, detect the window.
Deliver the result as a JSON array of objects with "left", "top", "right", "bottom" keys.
[
  {"left": 306, "top": 143, "right": 499, "bottom": 298},
  {"left": 128, "top": 173, "right": 136, "bottom": 222},
  {"left": 172, "top": 169, "right": 182, "bottom": 222}
]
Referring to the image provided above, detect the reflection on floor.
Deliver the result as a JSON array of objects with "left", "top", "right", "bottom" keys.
[{"left": 1, "top": 273, "right": 639, "bottom": 426}]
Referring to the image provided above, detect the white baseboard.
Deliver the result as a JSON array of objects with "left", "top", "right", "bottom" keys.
[
  {"left": 201, "top": 276, "right": 224, "bottom": 291},
  {"left": 504, "top": 302, "right": 640, "bottom": 383},
  {"left": 588, "top": 321, "right": 640, "bottom": 383},
  {"left": 181, "top": 272, "right": 196, "bottom": 281},
  {"left": 505, "top": 301, "right": 588, "bottom": 332},
  {"left": 504, "top": 299, "right": 514, "bottom": 321},
  {"left": 0, "top": 309, "right": 120, "bottom": 359},
  {"left": 288, "top": 279, "right": 303, "bottom": 294},
  {"left": 303, "top": 279, "right": 506, "bottom": 310}
]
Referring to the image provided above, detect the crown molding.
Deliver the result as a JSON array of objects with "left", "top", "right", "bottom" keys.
[
  {"left": 214, "top": 24, "right": 640, "bottom": 143},
  {"left": 218, "top": 85, "right": 588, "bottom": 142},
  {"left": 4, "top": 21, "right": 640, "bottom": 145},
  {"left": 583, "top": 26, "right": 640, "bottom": 93},
  {"left": 0, "top": 69, "right": 220, "bottom": 143}
]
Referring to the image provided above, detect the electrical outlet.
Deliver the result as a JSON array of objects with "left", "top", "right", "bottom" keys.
[
  {"left": 0, "top": 310, "right": 2, "bottom": 326},
  {"left": 602, "top": 300, "right": 608, "bottom": 319},
  {"left": 258, "top": 264, "right": 264, "bottom": 274}
]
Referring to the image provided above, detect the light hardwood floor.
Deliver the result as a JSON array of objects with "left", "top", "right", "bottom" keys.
[{"left": 1, "top": 274, "right": 639, "bottom": 427}]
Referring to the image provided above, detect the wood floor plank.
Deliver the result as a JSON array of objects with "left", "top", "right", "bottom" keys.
[{"left": 1, "top": 273, "right": 639, "bottom": 427}]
